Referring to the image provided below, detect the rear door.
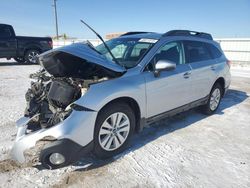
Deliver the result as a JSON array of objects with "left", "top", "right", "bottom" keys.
[
  {"left": 0, "top": 25, "right": 16, "bottom": 58},
  {"left": 144, "top": 41, "right": 193, "bottom": 118},
  {"left": 183, "top": 40, "right": 216, "bottom": 100}
]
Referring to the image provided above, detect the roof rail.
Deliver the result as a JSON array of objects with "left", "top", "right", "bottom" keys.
[
  {"left": 121, "top": 31, "right": 152, "bottom": 36},
  {"left": 163, "top": 30, "right": 213, "bottom": 40}
]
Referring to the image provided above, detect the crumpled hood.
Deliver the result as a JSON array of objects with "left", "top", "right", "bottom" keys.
[{"left": 39, "top": 42, "right": 125, "bottom": 73}]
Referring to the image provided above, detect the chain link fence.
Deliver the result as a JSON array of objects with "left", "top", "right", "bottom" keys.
[{"left": 215, "top": 38, "right": 250, "bottom": 65}]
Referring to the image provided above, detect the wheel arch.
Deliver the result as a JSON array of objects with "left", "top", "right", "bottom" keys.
[
  {"left": 213, "top": 77, "right": 225, "bottom": 96},
  {"left": 24, "top": 46, "right": 42, "bottom": 55},
  {"left": 97, "top": 96, "right": 142, "bottom": 133}
]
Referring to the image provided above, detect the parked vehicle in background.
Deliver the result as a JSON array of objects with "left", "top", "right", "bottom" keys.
[
  {"left": 0, "top": 24, "right": 52, "bottom": 63},
  {"left": 12, "top": 29, "right": 231, "bottom": 169}
]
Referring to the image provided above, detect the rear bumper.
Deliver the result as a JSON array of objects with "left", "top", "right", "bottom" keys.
[{"left": 224, "top": 69, "right": 231, "bottom": 96}]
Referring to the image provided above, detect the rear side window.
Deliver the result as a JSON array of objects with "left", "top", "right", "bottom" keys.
[
  {"left": 184, "top": 41, "right": 212, "bottom": 63},
  {"left": 206, "top": 43, "right": 222, "bottom": 59},
  {"left": 0, "top": 25, "right": 11, "bottom": 37}
]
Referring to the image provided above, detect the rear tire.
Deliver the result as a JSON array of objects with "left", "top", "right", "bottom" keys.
[
  {"left": 93, "top": 102, "right": 135, "bottom": 159},
  {"left": 201, "top": 83, "right": 222, "bottom": 115},
  {"left": 24, "top": 49, "right": 40, "bottom": 64}
]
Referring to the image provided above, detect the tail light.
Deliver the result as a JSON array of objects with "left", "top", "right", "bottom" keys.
[
  {"left": 48, "top": 41, "right": 53, "bottom": 48},
  {"left": 226, "top": 60, "right": 231, "bottom": 69}
]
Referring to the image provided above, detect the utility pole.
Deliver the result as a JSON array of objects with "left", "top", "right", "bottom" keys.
[{"left": 52, "top": 0, "right": 59, "bottom": 39}]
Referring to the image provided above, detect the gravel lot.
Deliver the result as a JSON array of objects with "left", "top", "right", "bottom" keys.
[{"left": 0, "top": 60, "right": 250, "bottom": 188}]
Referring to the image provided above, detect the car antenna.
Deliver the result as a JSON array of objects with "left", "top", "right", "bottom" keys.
[{"left": 80, "top": 19, "right": 120, "bottom": 66}]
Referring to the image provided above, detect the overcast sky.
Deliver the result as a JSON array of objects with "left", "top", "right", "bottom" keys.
[{"left": 0, "top": 0, "right": 250, "bottom": 38}]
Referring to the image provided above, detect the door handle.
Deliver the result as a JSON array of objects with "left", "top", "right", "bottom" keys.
[{"left": 183, "top": 72, "right": 191, "bottom": 79}]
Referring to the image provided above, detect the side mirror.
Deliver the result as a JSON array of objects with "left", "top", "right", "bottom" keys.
[{"left": 154, "top": 60, "right": 176, "bottom": 77}]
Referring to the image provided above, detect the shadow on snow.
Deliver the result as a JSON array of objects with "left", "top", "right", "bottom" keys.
[{"left": 66, "top": 88, "right": 248, "bottom": 172}]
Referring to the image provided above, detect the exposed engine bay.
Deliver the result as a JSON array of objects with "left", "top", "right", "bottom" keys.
[
  {"left": 25, "top": 69, "right": 108, "bottom": 130},
  {"left": 24, "top": 49, "right": 123, "bottom": 131}
]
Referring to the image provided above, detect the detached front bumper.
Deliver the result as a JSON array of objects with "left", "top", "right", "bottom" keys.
[{"left": 11, "top": 110, "right": 97, "bottom": 165}]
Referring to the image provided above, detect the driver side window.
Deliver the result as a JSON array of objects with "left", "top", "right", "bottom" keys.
[{"left": 146, "top": 42, "right": 183, "bottom": 71}]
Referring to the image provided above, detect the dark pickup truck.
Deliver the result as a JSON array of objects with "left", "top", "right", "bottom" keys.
[{"left": 0, "top": 24, "right": 52, "bottom": 63}]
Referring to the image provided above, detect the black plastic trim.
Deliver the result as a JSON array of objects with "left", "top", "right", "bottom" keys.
[
  {"left": 163, "top": 30, "right": 213, "bottom": 40},
  {"left": 146, "top": 95, "right": 209, "bottom": 124},
  {"left": 71, "top": 104, "right": 95, "bottom": 112},
  {"left": 121, "top": 31, "right": 153, "bottom": 36},
  {"left": 40, "top": 139, "right": 94, "bottom": 169},
  {"left": 138, "top": 117, "right": 146, "bottom": 132}
]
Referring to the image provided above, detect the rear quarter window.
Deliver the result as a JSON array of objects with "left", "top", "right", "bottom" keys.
[
  {"left": 206, "top": 43, "right": 223, "bottom": 59},
  {"left": 184, "top": 41, "right": 212, "bottom": 63}
]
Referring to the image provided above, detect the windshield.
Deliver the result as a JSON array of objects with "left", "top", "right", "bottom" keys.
[{"left": 95, "top": 38, "right": 157, "bottom": 68}]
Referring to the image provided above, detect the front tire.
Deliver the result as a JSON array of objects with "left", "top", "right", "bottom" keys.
[
  {"left": 94, "top": 102, "right": 135, "bottom": 159},
  {"left": 201, "top": 83, "right": 222, "bottom": 115}
]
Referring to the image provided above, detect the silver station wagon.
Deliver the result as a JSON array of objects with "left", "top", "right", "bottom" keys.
[{"left": 12, "top": 30, "right": 231, "bottom": 169}]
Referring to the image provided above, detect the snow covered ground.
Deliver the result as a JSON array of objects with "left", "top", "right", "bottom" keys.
[{"left": 0, "top": 60, "right": 250, "bottom": 188}]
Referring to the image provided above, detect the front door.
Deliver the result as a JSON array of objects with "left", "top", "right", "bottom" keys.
[{"left": 144, "top": 41, "right": 193, "bottom": 118}]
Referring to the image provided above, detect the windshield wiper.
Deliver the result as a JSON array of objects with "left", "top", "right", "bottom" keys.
[
  {"left": 85, "top": 40, "right": 102, "bottom": 55},
  {"left": 80, "top": 19, "right": 120, "bottom": 66}
]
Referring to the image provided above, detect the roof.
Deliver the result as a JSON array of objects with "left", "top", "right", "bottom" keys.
[
  {"left": 119, "top": 32, "right": 162, "bottom": 40},
  {"left": 0, "top": 23, "right": 12, "bottom": 27}
]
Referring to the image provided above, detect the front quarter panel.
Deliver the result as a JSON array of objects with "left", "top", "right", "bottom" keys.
[{"left": 74, "top": 73, "right": 147, "bottom": 118}]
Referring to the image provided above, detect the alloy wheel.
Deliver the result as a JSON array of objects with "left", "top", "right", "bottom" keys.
[
  {"left": 98, "top": 112, "right": 130, "bottom": 151},
  {"left": 28, "top": 51, "right": 39, "bottom": 63},
  {"left": 210, "top": 88, "right": 221, "bottom": 111}
]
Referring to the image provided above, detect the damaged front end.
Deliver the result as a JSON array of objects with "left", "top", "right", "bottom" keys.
[
  {"left": 24, "top": 70, "right": 84, "bottom": 130},
  {"left": 11, "top": 43, "right": 125, "bottom": 168}
]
